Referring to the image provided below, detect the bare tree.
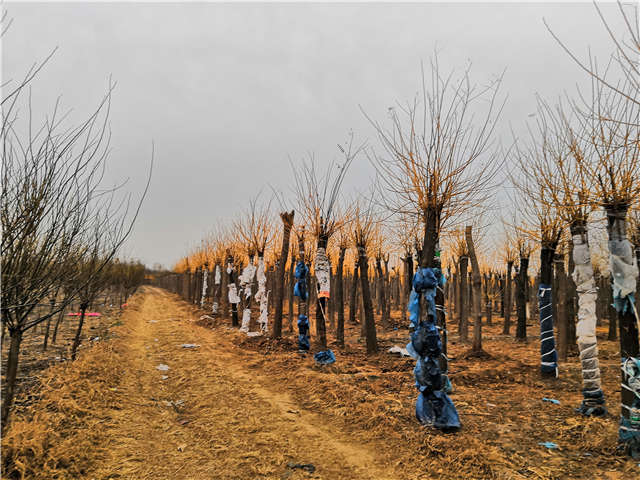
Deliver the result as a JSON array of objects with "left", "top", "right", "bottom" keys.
[
  {"left": 364, "top": 57, "right": 506, "bottom": 270},
  {"left": 1, "top": 73, "right": 151, "bottom": 426},
  {"left": 291, "top": 136, "right": 359, "bottom": 350},
  {"left": 350, "top": 198, "right": 379, "bottom": 354}
]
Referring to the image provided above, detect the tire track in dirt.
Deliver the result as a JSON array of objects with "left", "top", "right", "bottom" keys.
[{"left": 93, "top": 287, "right": 397, "bottom": 480}]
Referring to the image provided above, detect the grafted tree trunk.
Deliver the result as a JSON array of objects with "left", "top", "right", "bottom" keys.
[
  {"left": 314, "top": 235, "right": 330, "bottom": 349},
  {"left": 484, "top": 273, "right": 492, "bottom": 327},
  {"left": 421, "top": 207, "right": 438, "bottom": 269},
  {"left": 555, "top": 252, "right": 568, "bottom": 362},
  {"left": 458, "top": 255, "right": 469, "bottom": 342},
  {"left": 402, "top": 253, "right": 413, "bottom": 323},
  {"left": 516, "top": 256, "right": 529, "bottom": 341},
  {"left": 336, "top": 246, "right": 346, "bottom": 346},
  {"left": 227, "top": 255, "right": 240, "bottom": 327},
  {"left": 465, "top": 226, "right": 483, "bottom": 353},
  {"left": 383, "top": 257, "right": 391, "bottom": 323},
  {"left": 539, "top": 243, "right": 558, "bottom": 378},
  {"left": 349, "top": 262, "right": 359, "bottom": 325},
  {"left": 273, "top": 211, "right": 294, "bottom": 338},
  {"left": 288, "top": 249, "right": 295, "bottom": 332},
  {"left": 567, "top": 238, "right": 578, "bottom": 352},
  {"left": 358, "top": 246, "right": 377, "bottom": 354},
  {"left": 503, "top": 261, "right": 513, "bottom": 334},
  {"left": 375, "top": 256, "right": 389, "bottom": 328}
]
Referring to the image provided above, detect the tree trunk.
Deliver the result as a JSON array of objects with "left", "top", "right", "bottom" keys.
[
  {"left": 273, "top": 211, "right": 294, "bottom": 338},
  {"left": 336, "top": 246, "right": 346, "bottom": 346},
  {"left": 375, "top": 256, "right": 389, "bottom": 328},
  {"left": 567, "top": 238, "right": 578, "bottom": 352},
  {"left": 402, "top": 253, "right": 413, "bottom": 323},
  {"left": 539, "top": 244, "right": 558, "bottom": 378},
  {"left": 383, "top": 258, "right": 391, "bottom": 323},
  {"left": 458, "top": 256, "right": 469, "bottom": 342},
  {"left": 51, "top": 307, "right": 66, "bottom": 345},
  {"left": 465, "top": 226, "right": 483, "bottom": 353},
  {"left": 516, "top": 256, "right": 529, "bottom": 341},
  {"left": 314, "top": 237, "right": 330, "bottom": 350},
  {"left": 42, "top": 299, "right": 56, "bottom": 351},
  {"left": 571, "top": 221, "right": 607, "bottom": 416},
  {"left": 71, "top": 303, "right": 88, "bottom": 361},
  {"left": 484, "top": 273, "right": 492, "bottom": 327},
  {"left": 1, "top": 328, "right": 23, "bottom": 428},
  {"left": 420, "top": 207, "right": 439, "bottom": 268},
  {"left": 349, "top": 263, "right": 359, "bottom": 325},
  {"left": 288, "top": 249, "right": 296, "bottom": 332},
  {"left": 504, "top": 262, "right": 513, "bottom": 334},
  {"left": 607, "top": 274, "right": 618, "bottom": 341},
  {"left": 358, "top": 246, "right": 377, "bottom": 354},
  {"left": 555, "top": 253, "right": 568, "bottom": 362}
]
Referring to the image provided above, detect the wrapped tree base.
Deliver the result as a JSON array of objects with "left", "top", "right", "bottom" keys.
[
  {"left": 407, "top": 268, "right": 460, "bottom": 431},
  {"left": 297, "top": 315, "right": 310, "bottom": 352},
  {"left": 538, "top": 284, "right": 558, "bottom": 378}
]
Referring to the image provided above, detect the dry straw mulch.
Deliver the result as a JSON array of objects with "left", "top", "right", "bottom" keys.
[{"left": 2, "top": 288, "right": 639, "bottom": 479}]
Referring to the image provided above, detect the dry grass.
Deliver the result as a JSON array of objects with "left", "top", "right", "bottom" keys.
[
  {"left": 1, "top": 334, "right": 125, "bottom": 479},
  {"left": 2, "top": 287, "right": 638, "bottom": 479}
]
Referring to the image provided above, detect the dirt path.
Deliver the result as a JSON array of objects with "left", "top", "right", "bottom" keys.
[{"left": 92, "top": 287, "right": 396, "bottom": 480}]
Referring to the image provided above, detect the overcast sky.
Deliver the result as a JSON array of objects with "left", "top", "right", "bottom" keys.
[{"left": 3, "top": 2, "right": 628, "bottom": 268}]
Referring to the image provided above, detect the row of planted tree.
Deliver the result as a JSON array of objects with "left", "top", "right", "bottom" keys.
[{"left": 156, "top": 4, "right": 640, "bottom": 455}]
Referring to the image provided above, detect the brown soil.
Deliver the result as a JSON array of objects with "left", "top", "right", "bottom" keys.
[{"left": 2, "top": 287, "right": 638, "bottom": 479}]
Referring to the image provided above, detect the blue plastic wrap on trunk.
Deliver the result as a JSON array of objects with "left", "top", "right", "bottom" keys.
[
  {"left": 408, "top": 290, "right": 420, "bottom": 329},
  {"left": 297, "top": 314, "right": 310, "bottom": 351},
  {"left": 538, "top": 284, "right": 558, "bottom": 376},
  {"left": 620, "top": 355, "right": 640, "bottom": 458},
  {"left": 294, "top": 261, "right": 309, "bottom": 301},
  {"left": 407, "top": 267, "right": 460, "bottom": 431}
]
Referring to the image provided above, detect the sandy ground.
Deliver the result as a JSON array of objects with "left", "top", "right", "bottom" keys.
[
  {"left": 3, "top": 286, "right": 640, "bottom": 479},
  {"left": 89, "top": 287, "right": 399, "bottom": 480}
]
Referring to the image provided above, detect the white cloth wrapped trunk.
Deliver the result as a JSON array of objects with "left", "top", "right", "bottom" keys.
[
  {"left": 315, "top": 247, "right": 331, "bottom": 299},
  {"left": 572, "top": 233, "right": 603, "bottom": 395},
  {"left": 239, "top": 261, "right": 256, "bottom": 300},
  {"left": 255, "top": 256, "right": 269, "bottom": 333},
  {"left": 239, "top": 259, "right": 257, "bottom": 333},
  {"left": 212, "top": 265, "right": 221, "bottom": 314},
  {"left": 240, "top": 308, "right": 251, "bottom": 333},
  {"left": 228, "top": 284, "right": 240, "bottom": 304},
  {"left": 200, "top": 268, "right": 208, "bottom": 308}
]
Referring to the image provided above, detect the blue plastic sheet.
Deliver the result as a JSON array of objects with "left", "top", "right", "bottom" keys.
[
  {"left": 314, "top": 349, "right": 336, "bottom": 365},
  {"left": 408, "top": 267, "right": 460, "bottom": 431},
  {"left": 297, "top": 314, "right": 310, "bottom": 351},
  {"left": 538, "top": 442, "right": 558, "bottom": 450}
]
